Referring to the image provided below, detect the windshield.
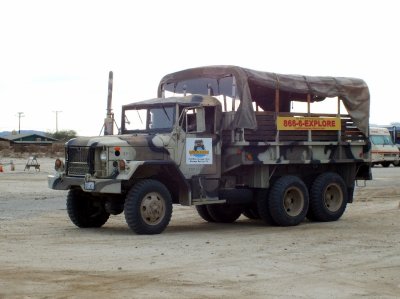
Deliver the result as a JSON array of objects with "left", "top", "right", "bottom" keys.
[
  {"left": 124, "top": 106, "right": 175, "bottom": 132},
  {"left": 370, "top": 135, "right": 394, "bottom": 145}
]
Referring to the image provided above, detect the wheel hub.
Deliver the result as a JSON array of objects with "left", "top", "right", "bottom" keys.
[
  {"left": 141, "top": 192, "right": 165, "bottom": 225},
  {"left": 324, "top": 184, "right": 343, "bottom": 212},
  {"left": 283, "top": 188, "right": 304, "bottom": 217}
]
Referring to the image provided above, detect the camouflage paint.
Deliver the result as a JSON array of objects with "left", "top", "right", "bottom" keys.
[{"left": 49, "top": 94, "right": 370, "bottom": 204}]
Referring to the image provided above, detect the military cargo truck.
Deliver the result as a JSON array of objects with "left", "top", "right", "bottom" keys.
[{"left": 48, "top": 66, "right": 372, "bottom": 234}]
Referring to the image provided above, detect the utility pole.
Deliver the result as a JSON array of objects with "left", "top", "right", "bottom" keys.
[
  {"left": 53, "top": 110, "right": 62, "bottom": 132},
  {"left": 17, "top": 112, "right": 24, "bottom": 134}
]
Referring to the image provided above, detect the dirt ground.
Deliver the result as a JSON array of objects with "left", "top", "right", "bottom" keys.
[{"left": 0, "top": 157, "right": 400, "bottom": 298}]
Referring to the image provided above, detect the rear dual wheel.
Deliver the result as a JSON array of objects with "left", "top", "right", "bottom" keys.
[
  {"left": 195, "top": 205, "right": 215, "bottom": 222},
  {"left": 206, "top": 204, "right": 243, "bottom": 223},
  {"left": 242, "top": 206, "right": 260, "bottom": 220},
  {"left": 267, "top": 176, "right": 309, "bottom": 226},
  {"left": 256, "top": 189, "right": 275, "bottom": 225},
  {"left": 308, "top": 172, "right": 347, "bottom": 222},
  {"left": 265, "top": 173, "right": 347, "bottom": 225},
  {"left": 195, "top": 204, "right": 242, "bottom": 223}
]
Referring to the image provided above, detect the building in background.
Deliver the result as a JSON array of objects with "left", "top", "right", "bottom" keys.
[{"left": 1, "top": 133, "right": 58, "bottom": 148}]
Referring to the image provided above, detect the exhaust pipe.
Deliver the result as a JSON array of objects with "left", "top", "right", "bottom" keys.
[{"left": 104, "top": 71, "right": 114, "bottom": 135}]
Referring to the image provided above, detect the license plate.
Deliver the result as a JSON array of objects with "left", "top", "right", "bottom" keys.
[{"left": 84, "top": 181, "right": 95, "bottom": 191}]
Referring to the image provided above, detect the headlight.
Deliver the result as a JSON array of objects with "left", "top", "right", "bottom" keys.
[{"left": 100, "top": 150, "right": 107, "bottom": 162}]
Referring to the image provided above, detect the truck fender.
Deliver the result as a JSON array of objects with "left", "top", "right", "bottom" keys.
[{"left": 118, "top": 160, "right": 190, "bottom": 205}]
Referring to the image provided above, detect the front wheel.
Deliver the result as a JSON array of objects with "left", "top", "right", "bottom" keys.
[
  {"left": 66, "top": 189, "right": 110, "bottom": 228},
  {"left": 124, "top": 179, "right": 172, "bottom": 234},
  {"left": 268, "top": 176, "right": 309, "bottom": 226}
]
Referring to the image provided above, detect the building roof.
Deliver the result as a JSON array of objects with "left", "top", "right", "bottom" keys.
[{"left": 2, "top": 133, "right": 58, "bottom": 143}]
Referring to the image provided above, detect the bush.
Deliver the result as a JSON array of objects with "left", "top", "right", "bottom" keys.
[
  {"left": 49, "top": 143, "right": 65, "bottom": 157},
  {"left": 48, "top": 130, "right": 77, "bottom": 142}
]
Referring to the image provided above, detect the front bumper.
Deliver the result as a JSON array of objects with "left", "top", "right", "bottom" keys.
[{"left": 48, "top": 174, "right": 122, "bottom": 194}]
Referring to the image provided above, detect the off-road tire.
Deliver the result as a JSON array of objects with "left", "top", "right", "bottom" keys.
[
  {"left": 124, "top": 179, "right": 172, "bottom": 234},
  {"left": 242, "top": 204, "right": 260, "bottom": 220},
  {"left": 309, "top": 172, "right": 348, "bottom": 222},
  {"left": 206, "top": 204, "right": 242, "bottom": 223},
  {"left": 306, "top": 207, "right": 318, "bottom": 222},
  {"left": 195, "top": 205, "right": 216, "bottom": 222},
  {"left": 256, "top": 189, "right": 276, "bottom": 225},
  {"left": 66, "top": 189, "right": 110, "bottom": 228},
  {"left": 268, "top": 176, "right": 309, "bottom": 226}
]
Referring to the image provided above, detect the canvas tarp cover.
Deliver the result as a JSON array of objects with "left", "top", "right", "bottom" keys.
[{"left": 158, "top": 65, "right": 370, "bottom": 136}]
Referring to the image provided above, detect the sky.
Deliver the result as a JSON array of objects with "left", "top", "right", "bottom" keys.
[{"left": 0, "top": 0, "right": 399, "bottom": 136}]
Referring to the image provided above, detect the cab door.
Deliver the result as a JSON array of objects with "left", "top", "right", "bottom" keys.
[{"left": 175, "top": 106, "right": 220, "bottom": 178}]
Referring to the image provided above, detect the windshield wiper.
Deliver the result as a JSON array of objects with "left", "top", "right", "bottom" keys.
[
  {"left": 136, "top": 109, "right": 143, "bottom": 125},
  {"left": 161, "top": 105, "right": 171, "bottom": 122}
]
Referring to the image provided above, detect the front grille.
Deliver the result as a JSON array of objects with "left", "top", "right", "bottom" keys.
[{"left": 66, "top": 146, "right": 94, "bottom": 176}]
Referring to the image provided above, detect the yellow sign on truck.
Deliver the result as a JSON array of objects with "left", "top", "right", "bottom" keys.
[{"left": 277, "top": 116, "right": 341, "bottom": 131}]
